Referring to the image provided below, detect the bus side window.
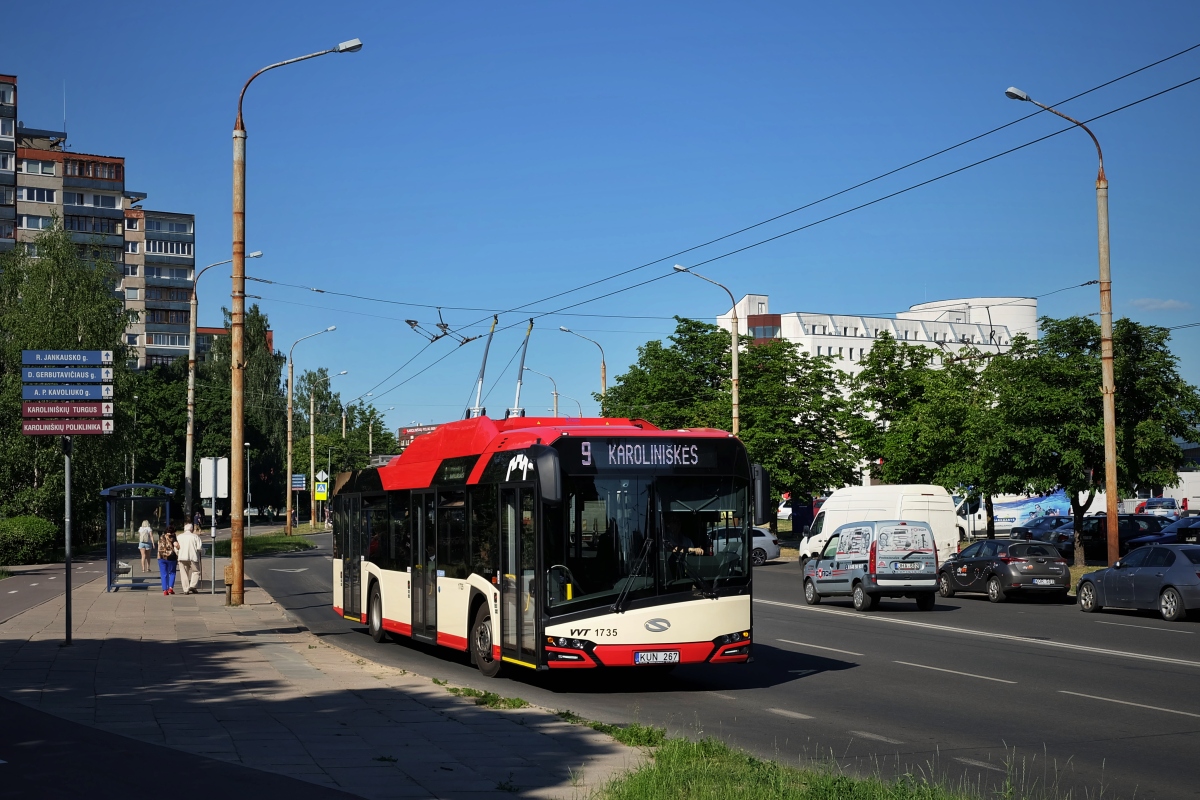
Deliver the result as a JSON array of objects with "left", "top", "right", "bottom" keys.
[
  {"left": 390, "top": 491, "right": 411, "bottom": 571},
  {"left": 438, "top": 490, "right": 469, "bottom": 579},
  {"left": 469, "top": 486, "right": 498, "bottom": 578}
]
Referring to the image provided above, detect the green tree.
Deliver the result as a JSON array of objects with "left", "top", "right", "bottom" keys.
[
  {"left": 982, "top": 317, "right": 1200, "bottom": 564},
  {"left": 605, "top": 318, "right": 862, "bottom": 506},
  {"left": 0, "top": 223, "right": 134, "bottom": 541}
]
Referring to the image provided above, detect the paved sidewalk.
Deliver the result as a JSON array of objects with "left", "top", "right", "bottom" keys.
[{"left": 0, "top": 561, "right": 641, "bottom": 799}]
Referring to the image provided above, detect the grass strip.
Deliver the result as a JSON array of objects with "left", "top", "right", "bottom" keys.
[
  {"left": 557, "top": 710, "right": 667, "bottom": 747},
  {"left": 1068, "top": 564, "right": 1105, "bottom": 594},
  {"left": 0, "top": 568, "right": 11, "bottom": 581},
  {"left": 212, "top": 534, "right": 315, "bottom": 558},
  {"left": 596, "top": 736, "right": 972, "bottom": 800},
  {"left": 433, "top": 679, "right": 531, "bottom": 709}
]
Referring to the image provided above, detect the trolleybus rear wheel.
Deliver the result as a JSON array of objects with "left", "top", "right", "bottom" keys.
[{"left": 471, "top": 604, "right": 502, "bottom": 678}]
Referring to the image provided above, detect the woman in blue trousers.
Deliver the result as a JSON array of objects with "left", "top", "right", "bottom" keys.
[{"left": 157, "top": 527, "right": 178, "bottom": 595}]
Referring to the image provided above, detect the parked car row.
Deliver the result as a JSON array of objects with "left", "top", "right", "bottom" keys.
[
  {"left": 801, "top": 516, "right": 1200, "bottom": 623},
  {"left": 1012, "top": 514, "right": 1174, "bottom": 559}
]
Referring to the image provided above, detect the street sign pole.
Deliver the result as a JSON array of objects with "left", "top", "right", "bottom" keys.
[
  {"left": 63, "top": 436, "right": 72, "bottom": 647},
  {"left": 211, "top": 457, "right": 218, "bottom": 596}
]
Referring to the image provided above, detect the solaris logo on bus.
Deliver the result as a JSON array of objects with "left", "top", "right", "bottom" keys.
[{"left": 506, "top": 453, "right": 533, "bottom": 481}]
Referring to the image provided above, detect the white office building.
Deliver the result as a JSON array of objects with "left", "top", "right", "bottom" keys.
[{"left": 717, "top": 295, "right": 1037, "bottom": 376}]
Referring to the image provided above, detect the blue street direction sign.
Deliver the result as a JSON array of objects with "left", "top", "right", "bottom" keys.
[
  {"left": 291, "top": 473, "right": 307, "bottom": 491},
  {"left": 23, "top": 385, "right": 113, "bottom": 400},
  {"left": 22, "top": 350, "right": 113, "bottom": 366},
  {"left": 22, "top": 366, "right": 114, "bottom": 383}
]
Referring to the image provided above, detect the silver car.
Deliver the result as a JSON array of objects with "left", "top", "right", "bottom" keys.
[
  {"left": 1078, "top": 545, "right": 1200, "bottom": 621},
  {"left": 751, "top": 527, "right": 781, "bottom": 566}
]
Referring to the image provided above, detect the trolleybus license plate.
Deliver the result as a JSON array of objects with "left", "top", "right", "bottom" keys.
[{"left": 634, "top": 651, "right": 680, "bottom": 665}]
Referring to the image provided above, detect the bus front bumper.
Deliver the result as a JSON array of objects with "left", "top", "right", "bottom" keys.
[{"left": 545, "top": 631, "right": 751, "bottom": 668}]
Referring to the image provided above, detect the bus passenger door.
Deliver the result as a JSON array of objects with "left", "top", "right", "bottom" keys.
[
  {"left": 342, "top": 493, "right": 362, "bottom": 620},
  {"left": 411, "top": 492, "right": 437, "bottom": 642},
  {"left": 500, "top": 487, "right": 539, "bottom": 668}
]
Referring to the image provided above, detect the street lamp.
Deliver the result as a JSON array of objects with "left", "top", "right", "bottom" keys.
[
  {"left": 185, "top": 252, "right": 261, "bottom": 520},
  {"left": 559, "top": 327, "right": 606, "bottom": 412},
  {"left": 674, "top": 265, "right": 740, "bottom": 435},
  {"left": 230, "top": 38, "right": 362, "bottom": 604},
  {"left": 286, "top": 326, "right": 336, "bottom": 536},
  {"left": 310, "top": 370, "right": 347, "bottom": 526},
  {"left": 1006, "top": 85, "right": 1119, "bottom": 564},
  {"left": 558, "top": 393, "right": 585, "bottom": 418},
  {"left": 523, "top": 367, "right": 559, "bottom": 417}
]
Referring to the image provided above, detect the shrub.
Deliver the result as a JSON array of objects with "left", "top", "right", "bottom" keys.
[{"left": 0, "top": 516, "right": 59, "bottom": 566}]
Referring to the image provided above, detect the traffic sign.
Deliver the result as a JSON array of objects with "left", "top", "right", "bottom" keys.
[
  {"left": 23, "top": 402, "right": 113, "bottom": 418},
  {"left": 22, "top": 350, "right": 113, "bottom": 365},
  {"left": 22, "top": 366, "right": 114, "bottom": 383},
  {"left": 23, "top": 419, "right": 114, "bottom": 435},
  {"left": 291, "top": 473, "right": 307, "bottom": 491},
  {"left": 314, "top": 482, "right": 328, "bottom": 501},
  {"left": 23, "top": 385, "right": 113, "bottom": 400},
  {"left": 316, "top": 469, "right": 329, "bottom": 482},
  {"left": 200, "top": 457, "right": 229, "bottom": 499}
]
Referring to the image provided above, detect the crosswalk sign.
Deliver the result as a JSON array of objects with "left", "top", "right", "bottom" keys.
[{"left": 315, "top": 481, "right": 328, "bottom": 501}]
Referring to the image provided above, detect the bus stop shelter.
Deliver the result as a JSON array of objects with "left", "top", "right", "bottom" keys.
[{"left": 101, "top": 483, "right": 175, "bottom": 592}]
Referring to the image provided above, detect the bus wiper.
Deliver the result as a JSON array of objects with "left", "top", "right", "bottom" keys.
[
  {"left": 611, "top": 532, "right": 655, "bottom": 614},
  {"left": 676, "top": 551, "right": 717, "bottom": 599}
]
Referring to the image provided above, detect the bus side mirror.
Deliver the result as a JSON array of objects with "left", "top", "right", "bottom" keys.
[
  {"left": 529, "top": 444, "right": 562, "bottom": 504},
  {"left": 752, "top": 464, "right": 770, "bottom": 526}
]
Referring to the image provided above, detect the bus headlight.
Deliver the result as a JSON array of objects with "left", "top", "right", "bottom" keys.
[{"left": 713, "top": 630, "right": 751, "bottom": 646}]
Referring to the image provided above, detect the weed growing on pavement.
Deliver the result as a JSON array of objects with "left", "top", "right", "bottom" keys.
[
  {"left": 557, "top": 710, "right": 667, "bottom": 747},
  {"left": 372, "top": 755, "right": 397, "bottom": 763},
  {"left": 0, "top": 568, "right": 11, "bottom": 581},
  {"left": 444, "top": 685, "right": 531, "bottom": 708},
  {"left": 497, "top": 773, "right": 520, "bottom": 792},
  {"left": 432, "top": 678, "right": 447, "bottom": 686}
]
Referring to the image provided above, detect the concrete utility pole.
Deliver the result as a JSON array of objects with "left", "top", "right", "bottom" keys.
[
  {"left": 231, "top": 38, "right": 361, "bottom": 602},
  {"left": 310, "top": 370, "right": 346, "bottom": 526},
  {"left": 1006, "top": 86, "right": 1120, "bottom": 564},
  {"left": 674, "top": 265, "right": 739, "bottom": 435},
  {"left": 286, "top": 327, "right": 335, "bottom": 536},
  {"left": 185, "top": 254, "right": 259, "bottom": 520},
  {"left": 560, "top": 327, "right": 605, "bottom": 413}
]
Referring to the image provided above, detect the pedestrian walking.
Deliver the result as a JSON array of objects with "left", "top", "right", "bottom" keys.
[
  {"left": 157, "top": 527, "right": 179, "bottom": 596},
  {"left": 193, "top": 510, "right": 203, "bottom": 531},
  {"left": 176, "top": 524, "right": 204, "bottom": 594},
  {"left": 137, "top": 520, "right": 155, "bottom": 573}
]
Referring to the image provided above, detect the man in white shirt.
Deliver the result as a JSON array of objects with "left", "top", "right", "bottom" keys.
[{"left": 175, "top": 523, "right": 205, "bottom": 594}]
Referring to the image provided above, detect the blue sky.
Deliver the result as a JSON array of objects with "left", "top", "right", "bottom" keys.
[{"left": 9, "top": 1, "right": 1200, "bottom": 430}]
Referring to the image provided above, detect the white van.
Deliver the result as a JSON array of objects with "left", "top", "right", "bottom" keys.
[{"left": 798, "top": 485, "right": 960, "bottom": 566}]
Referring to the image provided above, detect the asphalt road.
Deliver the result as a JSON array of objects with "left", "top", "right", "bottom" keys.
[
  {"left": 248, "top": 534, "right": 1200, "bottom": 799},
  {"left": 0, "top": 558, "right": 106, "bottom": 625}
]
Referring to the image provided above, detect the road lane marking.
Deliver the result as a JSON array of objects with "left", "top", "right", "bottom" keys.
[
  {"left": 28, "top": 583, "right": 37, "bottom": 586},
  {"left": 849, "top": 730, "right": 903, "bottom": 744},
  {"left": 270, "top": 568, "right": 308, "bottom": 573},
  {"left": 1058, "top": 691, "right": 1200, "bottom": 719},
  {"left": 766, "top": 708, "right": 813, "bottom": 720},
  {"left": 895, "top": 661, "right": 1015, "bottom": 684},
  {"left": 778, "top": 639, "right": 863, "bottom": 657},
  {"left": 755, "top": 598, "right": 1200, "bottom": 669},
  {"left": 7, "top": 591, "right": 16, "bottom": 594},
  {"left": 1096, "top": 620, "right": 1192, "bottom": 634},
  {"left": 955, "top": 757, "right": 1004, "bottom": 773},
  {"left": 708, "top": 692, "right": 736, "bottom": 700}
]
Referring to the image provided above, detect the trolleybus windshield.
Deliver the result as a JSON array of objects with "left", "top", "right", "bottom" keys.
[{"left": 545, "top": 474, "right": 750, "bottom": 615}]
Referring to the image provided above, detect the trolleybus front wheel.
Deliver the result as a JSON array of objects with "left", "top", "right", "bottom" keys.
[
  {"left": 471, "top": 604, "right": 502, "bottom": 678},
  {"left": 368, "top": 584, "right": 386, "bottom": 643}
]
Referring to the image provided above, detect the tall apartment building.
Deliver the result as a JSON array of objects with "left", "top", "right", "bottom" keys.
[{"left": 0, "top": 72, "right": 196, "bottom": 369}]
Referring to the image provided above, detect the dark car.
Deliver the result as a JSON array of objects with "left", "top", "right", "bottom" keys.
[
  {"left": 1009, "top": 515, "right": 1073, "bottom": 540},
  {"left": 1077, "top": 545, "right": 1200, "bottom": 621},
  {"left": 938, "top": 540, "right": 1071, "bottom": 602},
  {"left": 1052, "top": 515, "right": 1172, "bottom": 560},
  {"left": 1123, "top": 517, "right": 1200, "bottom": 551}
]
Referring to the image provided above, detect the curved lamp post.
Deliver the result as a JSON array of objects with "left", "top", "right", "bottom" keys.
[
  {"left": 674, "top": 265, "right": 739, "bottom": 435},
  {"left": 523, "top": 367, "right": 559, "bottom": 417},
  {"left": 1006, "top": 86, "right": 1118, "bottom": 564},
  {"left": 184, "top": 252, "right": 261, "bottom": 520},
  {"left": 559, "top": 327, "right": 606, "bottom": 412},
  {"left": 229, "top": 38, "right": 361, "bottom": 603},
  {"left": 286, "top": 326, "right": 336, "bottom": 535}
]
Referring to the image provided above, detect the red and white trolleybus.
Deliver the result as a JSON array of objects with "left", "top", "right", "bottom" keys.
[{"left": 331, "top": 415, "right": 768, "bottom": 676}]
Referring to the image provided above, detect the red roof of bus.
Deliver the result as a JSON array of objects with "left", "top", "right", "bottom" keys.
[{"left": 375, "top": 415, "right": 734, "bottom": 491}]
